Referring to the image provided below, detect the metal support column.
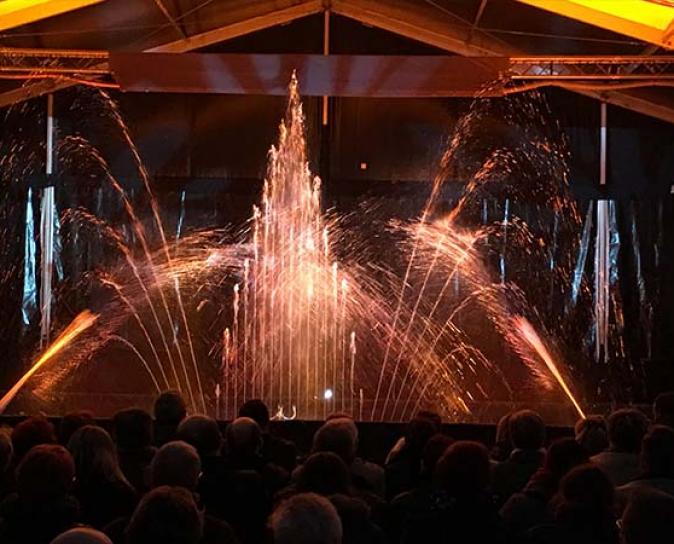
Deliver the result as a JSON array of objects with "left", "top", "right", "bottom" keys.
[
  {"left": 322, "top": 7, "right": 330, "bottom": 126},
  {"left": 39, "top": 94, "right": 55, "bottom": 348},
  {"left": 595, "top": 102, "right": 609, "bottom": 363}
]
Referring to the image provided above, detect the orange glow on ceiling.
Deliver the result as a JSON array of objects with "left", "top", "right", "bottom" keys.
[
  {"left": 518, "top": 0, "right": 674, "bottom": 48},
  {"left": 0, "top": 0, "right": 104, "bottom": 31}
]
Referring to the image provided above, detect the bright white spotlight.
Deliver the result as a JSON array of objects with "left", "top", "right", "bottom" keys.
[{"left": 323, "top": 388, "right": 333, "bottom": 400}]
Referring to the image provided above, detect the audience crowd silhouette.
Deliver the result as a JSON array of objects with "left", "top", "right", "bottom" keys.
[{"left": 1, "top": 391, "right": 674, "bottom": 543}]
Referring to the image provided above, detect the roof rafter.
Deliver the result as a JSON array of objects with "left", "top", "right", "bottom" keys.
[
  {"left": 0, "top": 0, "right": 673, "bottom": 124},
  {"left": 151, "top": 0, "right": 186, "bottom": 39},
  {"left": 331, "top": 0, "right": 516, "bottom": 56},
  {"left": 332, "top": 0, "right": 674, "bottom": 124},
  {"left": 148, "top": 0, "right": 323, "bottom": 53},
  {"left": 0, "top": 0, "right": 323, "bottom": 107}
]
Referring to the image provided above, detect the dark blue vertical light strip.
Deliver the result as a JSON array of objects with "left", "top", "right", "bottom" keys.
[{"left": 22, "top": 188, "right": 37, "bottom": 326}]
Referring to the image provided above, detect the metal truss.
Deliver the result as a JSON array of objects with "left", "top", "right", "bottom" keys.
[
  {"left": 0, "top": 48, "right": 112, "bottom": 91},
  {"left": 509, "top": 56, "right": 674, "bottom": 80},
  {"left": 0, "top": 48, "right": 108, "bottom": 75},
  {"left": 2, "top": 49, "right": 674, "bottom": 95},
  {"left": 2, "top": 49, "right": 674, "bottom": 80}
]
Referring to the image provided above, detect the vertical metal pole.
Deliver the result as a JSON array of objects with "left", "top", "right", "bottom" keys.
[
  {"left": 322, "top": 8, "right": 330, "bottom": 126},
  {"left": 39, "top": 94, "right": 55, "bottom": 348},
  {"left": 599, "top": 102, "right": 607, "bottom": 186},
  {"left": 595, "top": 102, "right": 609, "bottom": 362},
  {"left": 595, "top": 201, "right": 609, "bottom": 363}
]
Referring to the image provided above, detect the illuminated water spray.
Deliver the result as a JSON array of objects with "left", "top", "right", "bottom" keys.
[
  {"left": 0, "top": 310, "right": 98, "bottom": 413},
  {"left": 513, "top": 316, "right": 586, "bottom": 419},
  {"left": 1, "top": 75, "right": 588, "bottom": 422},
  {"left": 220, "top": 74, "right": 358, "bottom": 419}
]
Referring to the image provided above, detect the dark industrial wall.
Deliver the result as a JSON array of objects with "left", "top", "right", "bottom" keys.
[
  {"left": 70, "top": 88, "right": 674, "bottom": 402},
  {"left": 1, "top": 84, "right": 673, "bottom": 404},
  {"left": 75, "top": 89, "right": 674, "bottom": 197}
]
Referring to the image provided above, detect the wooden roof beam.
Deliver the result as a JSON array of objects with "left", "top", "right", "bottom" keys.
[
  {"left": 0, "top": 0, "right": 323, "bottom": 107},
  {"left": 333, "top": 0, "right": 674, "bottom": 124},
  {"left": 149, "top": 0, "right": 324, "bottom": 53},
  {"left": 331, "top": 0, "right": 516, "bottom": 56}
]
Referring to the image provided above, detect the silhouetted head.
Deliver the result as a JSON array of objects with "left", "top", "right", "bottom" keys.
[
  {"left": 150, "top": 441, "right": 201, "bottom": 490},
  {"left": 543, "top": 437, "right": 589, "bottom": 478},
  {"left": 154, "top": 391, "right": 187, "bottom": 426},
  {"left": 126, "top": 486, "right": 203, "bottom": 544},
  {"left": 555, "top": 464, "right": 615, "bottom": 521},
  {"left": 403, "top": 417, "right": 438, "bottom": 454},
  {"left": 640, "top": 425, "right": 674, "bottom": 478},
  {"left": 416, "top": 410, "right": 442, "bottom": 431},
  {"left": 113, "top": 408, "right": 153, "bottom": 451},
  {"left": 621, "top": 490, "right": 674, "bottom": 544},
  {"left": 297, "top": 452, "right": 351, "bottom": 496},
  {"left": 607, "top": 409, "right": 649, "bottom": 454},
  {"left": 226, "top": 417, "right": 262, "bottom": 459},
  {"left": 574, "top": 415, "right": 608, "bottom": 456},
  {"left": 492, "top": 412, "right": 514, "bottom": 461},
  {"left": 176, "top": 415, "right": 221, "bottom": 457},
  {"left": 327, "top": 492, "right": 371, "bottom": 540},
  {"left": 421, "top": 433, "right": 454, "bottom": 476},
  {"left": 0, "top": 427, "right": 12, "bottom": 473},
  {"left": 17, "top": 444, "right": 75, "bottom": 505},
  {"left": 50, "top": 527, "right": 113, "bottom": 544},
  {"left": 67, "top": 425, "right": 128, "bottom": 486},
  {"left": 12, "top": 416, "right": 57, "bottom": 463},
  {"left": 435, "top": 441, "right": 490, "bottom": 497},
  {"left": 653, "top": 392, "right": 674, "bottom": 429},
  {"left": 509, "top": 410, "right": 545, "bottom": 451},
  {"left": 312, "top": 419, "right": 357, "bottom": 465},
  {"left": 270, "top": 492, "right": 342, "bottom": 544},
  {"left": 58, "top": 411, "right": 95, "bottom": 446},
  {"left": 324, "top": 415, "right": 359, "bottom": 444},
  {"left": 238, "top": 399, "right": 270, "bottom": 430},
  {"left": 326, "top": 412, "right": 353, "bottom": 422}
]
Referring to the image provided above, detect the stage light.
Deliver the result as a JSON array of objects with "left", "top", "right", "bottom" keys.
[
  {"left": 518, "top": 0, "right": 674, "bottom": 48},
  {"left": 0, "top": 0, "right": 104, "bottom": 31},
  {"left": 324, "top": 389, "right": 333, "bottom": 400}
]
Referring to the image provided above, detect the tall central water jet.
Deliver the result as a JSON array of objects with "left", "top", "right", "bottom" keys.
[{"left": 222, "top": 75, "right": 356, "bottom": 419}]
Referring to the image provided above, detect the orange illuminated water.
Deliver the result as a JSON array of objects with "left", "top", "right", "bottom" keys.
[
  {"left": 0, "top": 310, "right": 98, "bottom": 413},
  {"left": 513, "top": 316, "right": 586, "bottom": 419},
  {"left": 2, "top": 76, "right": 590, "bottom": 423}
]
